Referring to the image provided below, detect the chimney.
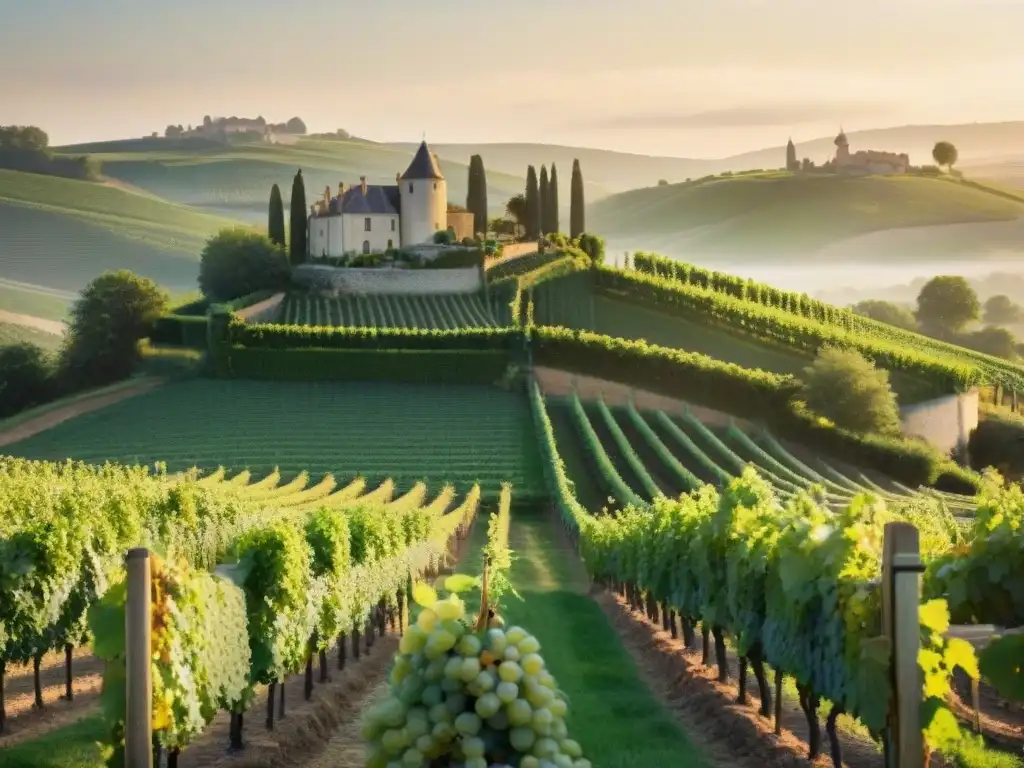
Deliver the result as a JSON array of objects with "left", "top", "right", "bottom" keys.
[
  {"left": 324, "top": 185, "right": 331, "bottom": 205},
  {"left": 338, "top": 182, "right": 345, "bottom": 197},
  {"left": 360, "top": 176, "right": 367, "bottom": 196}
]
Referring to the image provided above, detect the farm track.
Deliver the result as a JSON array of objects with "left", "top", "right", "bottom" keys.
[{"left": 0, "top": 377, "right": 165, "bottom": 448}]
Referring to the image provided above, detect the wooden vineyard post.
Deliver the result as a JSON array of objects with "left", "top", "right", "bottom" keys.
[
  {"left": 125, "top": 548, "right": 153, "bottom": 768},
  {"left": 881, "top": 523, "right": 923, "bottom": 768}
]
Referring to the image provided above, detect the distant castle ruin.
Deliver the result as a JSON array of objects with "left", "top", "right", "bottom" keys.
[{"left": 786, "top": 130, "right": 909, "bottom": 175}]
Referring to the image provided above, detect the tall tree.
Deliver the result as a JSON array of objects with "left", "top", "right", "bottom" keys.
[
  {"left": 932, "top": 141, "right": 959, "bottom": 172},
  {"left": 289, "top": 169, "right": 307, "bottom": 265},
  {"left": 786, "top": 138, "right": 798, "bottom": 171},
  {"left": 916, "top": 275, "right": 979, "bottom": 337},
  {"left": 268, "top": 184, "right": 286, "bottom": 247},
  {"left": 466, "top": 155, "right": 489, "bottom": 236},
  {"left": 539, "top": 165, "right": 549, "bottom": 235},
  {"left": 505, "top": 194, "right": 528, "bottom": 238},
  {"left": 525, "top": 165, "right": 540, "bottom": 240},
  {"left": 548, "top": 163, "right": 560, "bottom": 234},
  {"left": 570, "top": 159, "right": 585, "bottom": 238}
]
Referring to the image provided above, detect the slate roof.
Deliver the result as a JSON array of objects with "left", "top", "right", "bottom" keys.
[
  {"left": 331, "top": 184, "right": 400, "bottom": 215},
  {"left": 401, "top": 140, "right": 445, "bottom": 181}
]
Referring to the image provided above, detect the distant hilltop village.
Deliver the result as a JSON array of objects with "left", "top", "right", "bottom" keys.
[
  {"left": 156, "top": 115, "right": 308, "bottom": 142},
  {"left": 786, "top": 129, "right": 909, "bottom": 175},
  {"left": 307, "top": 140, "right": 475, "bottom": 256}
]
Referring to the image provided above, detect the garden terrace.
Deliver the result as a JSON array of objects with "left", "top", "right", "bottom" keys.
[{"left": 279, "top": 292, "right": 499, "bottom": 329}]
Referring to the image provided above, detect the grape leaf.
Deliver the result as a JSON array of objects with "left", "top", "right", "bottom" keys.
[
  {"left": 919, "top": 599, "right": 950, "bottom": 635},
  {"left": 944, "top": 637, "right": 979, "bottom": 680},
  {"left": 412, "top": 582, "right": 438, "bottom": 608},
  {"left": 444, "top": 574, "right": 479, "bottom": 594},
  {"left": 978, "top": 634, "right": 1024, "bottom": 703}
]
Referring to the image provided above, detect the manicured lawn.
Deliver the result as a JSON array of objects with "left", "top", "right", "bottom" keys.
[{"left": 0, "top": 715, "right": 106, "bottom": 768}]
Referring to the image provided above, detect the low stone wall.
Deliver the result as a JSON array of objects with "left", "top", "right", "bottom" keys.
[
  {"left": 900, "top": 389, "right": 979, "bottom": 455},
  {"left": 294, "top": 264, "right": 482, "bottom": 295},
  {"left": 235, "top": 292, "right": 286, "bottom": 323},
  {"left": 498, "top": 242, "right": 539, "bottom": 261},
  {"left": 533, "top": 366, "right": 749, "bottom": 428}
]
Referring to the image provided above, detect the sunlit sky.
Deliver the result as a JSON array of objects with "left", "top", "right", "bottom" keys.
[{"left": 5, "top": 0, "right": 1024, "bottom": 157}]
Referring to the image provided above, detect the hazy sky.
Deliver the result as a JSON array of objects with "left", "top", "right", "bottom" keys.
[{"left": 5, "top": 0, "right": 1024, "bottom": 157}]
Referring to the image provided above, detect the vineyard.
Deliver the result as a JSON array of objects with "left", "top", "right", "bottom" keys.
[
  {"left": 280, "top": 293, "right": 500, "bottom": 330},
  {"left": 3, "top": 379, "right": 546, "bottom": 500}
]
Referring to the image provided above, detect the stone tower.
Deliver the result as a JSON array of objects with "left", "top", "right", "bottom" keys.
[{"left": 399, "top": 140, "right": 447, "bottom": 246}]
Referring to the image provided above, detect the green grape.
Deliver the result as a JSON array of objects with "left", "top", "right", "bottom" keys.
[
  {"left": 424, "top": 628, "right": 457, "bottom": 659},
  {"left": 474, "top": 691, "right": 502, "bottom": 719},
  {"left": 531, "top": 707, "right": 554, "bottom": 735},
  {"left": 361, "top": 717, "right": 384, "bottom": 741},
  {"left": 505, "top": 626, "right": 527, "bottom": 644},
  {"left": 406, "top": 715, "right": 429, "bottom": 740},
  {"left": 457, "top": 634, "right": 482, "bottom": 657},
  {"left": 547, "top": 697, "right": 567, "bottom": 718},
  {"left": 533, "top": 737, "right": 559, "bottom": 758},
  {"left": 454, "top": 711, "right": 482, "bottom": 736},
  {"left": 424, "top": 657, "right": 447, "bottom": 682},
  {"left": 503, "top": 645, "right": 521, "bottom": 662},
  {"left": 521, "top": 653, "right": 544, "bottom": 676},
  {"left": 507, "top": 698, "right": 533, "bottom": 726},
  {"left": 496, "top": 681, "right": 519, "bottom": 704},
  {"left": 465, "top": 758, "right": 488, "bottom": 768},
  {"left": 487, "top": 628, "right": 509, "bottom": 656},
  {"left": 473, "top": 668, "right": 497, "bottom": 693},
  {"left": 435, "top": 597, "right": 465, "bottom": 621},
  {"left": 462, "top": 736, "right": 486, "bottom": 758},
  {"left": 366, "top": 746, "right": 389, "bottom": 768},
  {"left": 415, "top": 734, "right": 436, "bottom": 753},
  {"left": 401, "top": 748, "right": 424, "bottom": 767},
  {"left": 525, "top": 684, "right": 553, "bottom": 708},
  {"left": 421, "top": 685, "right": 443, "bottom": 708},
  {"left": 538, "top": 671, "right": 555, "bottom": 688},
  {"left": 510, "top": 726, "right": 537, "bottom": 751},
  {"left": 444, "top": 657, "right": 464, "bottom": 680},
  {"left": 440, "top": 675, "right": 461, "bottom": 693},
  {"left": 498, "top": 660, "right": 524, "bottom": 682},
  {"left": 431, "top": 721, "right": 456, "bottom": 742},
  {"left": 459, "top": 656, "right": 482, "bottom": 682},
  {"left": 487, "top": 709, "right": 510, "bottom": 731},
  {"left": 517, "top": 635, "right": 541, "bottom": 654},
  {"left": 553, "top": 755, "right": 574, "bottom": 768},
  {"left": 551, "top": 719, "right": 568, "bottom": 740},
  {"left": 416, "top": 608, "right": 438, "bottom": 632},
  {"left": 560, "top": 739, "right": 582, "bottom": 758},
  {"left": 376, "top": 697, "right": 409, "bottom": 728},
  {"left": 574, "top": 760, "right": 592, "bottom": 768},
  {"left": 400, "top": 626, "right": 428, "bottom": 655},
  {"left": 444, "top": 692, "right": 468, "bottom": 715},
  {"left": 520, "top": 758, "right": 540, "bottom": 768},
  {"left": 428, "top": 703, "right": 451, "bottom": 724},
  {"left": 382, "top": 728, "right": 410, "bottom": 755}
]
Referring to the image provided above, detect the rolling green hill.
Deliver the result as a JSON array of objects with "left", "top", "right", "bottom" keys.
[
  {"left": 56, "top": 137, "right": 527, "bottom": 223},
  {"left": 590, "top": 172, "right": 1024, "bottom": 258},
  {"left": 0, "top": 320, "right": 62, "bottom": 350},
  {"left": 0, "top": 169, "right": 241, "bottom": 316}
]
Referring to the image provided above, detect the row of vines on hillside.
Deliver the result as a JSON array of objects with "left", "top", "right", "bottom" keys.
[
  {"left": 0, "top": 456, "right": 480, "bottom": 762},
  {"left": 628, "top": 252, "right": 1024, "bottom": 390},
  {"left": 527, "top": 381, "right": 1021, "bottom": 766}
]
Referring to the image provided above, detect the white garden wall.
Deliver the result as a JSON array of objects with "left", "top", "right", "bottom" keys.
[{"left": 899, "top": 389, "right": 979, "bottom": 455}]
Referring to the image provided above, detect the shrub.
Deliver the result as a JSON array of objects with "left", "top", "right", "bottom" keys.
[
  {"left": 421, "top": 248, "right": 484, "bottom": 270},
  {"left": 432, "top": 229, "right": 456, "bottom": 245},
  {"left": 800, "top": 347, "right": 902, "bottom": 435},
  {"left": 0, "top": 343, "right": 58, "bottom": 418},
  {"left": 968, "top": 410, "right": 1024, "bottom": 479},
  {"left": 851, "top": 299, "right": 917, "bottom": 331},
  {"left": 198, "top": 228, "right": 290, "bottom": 302},
  {"left": 577, "top": 232, "right": 605, "bottom": 265}
]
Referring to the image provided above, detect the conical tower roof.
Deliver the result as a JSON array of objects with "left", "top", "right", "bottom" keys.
[{"left": 401, "top": 140, "right": 445, "bottom": 181}]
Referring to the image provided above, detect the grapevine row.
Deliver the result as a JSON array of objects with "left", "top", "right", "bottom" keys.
[{"left": 282, "top": 293, "right": 499, "bottom": 330}]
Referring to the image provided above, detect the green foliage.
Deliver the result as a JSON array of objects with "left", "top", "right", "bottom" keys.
[
  {"left": 466, "top": 154, "right": 488, "bottom": 236},
  {"left": 576, "top": 233, "right": 605, "bottom": 265},
  {"left": 61, "top": 270, "right": 168, "bottom": 387},
  {"left": 801, "top": 347, "right": 902, "bottom": 435},
  {"left": 504, "top": 194, "right": 527, "bottom": 237},
  {"left": 932, "top": 141, "right": 959, "bottom": 170},
  {"left": 969, "top": 409, "right": 1024, "bottom": 478},
  {"left": 422, "top": 248, "right": 484, "bottom": 269},
  {"left": 539, "top": 164, "right": 549, "bottom": 236},
  {"left": 230, "top": 320, "right": 518, "bottom": 350},
  {"left": 548, "top": 163, "right": 560, "bottom": 235},
  {"left": 525, "top": 165, "right": 540, "bottom": 240},
  {"left": 289, "top": 168, "right": 308, "bottom": 265},
  {"left": 978, "top": 633, "right": 1024, "bottom": 703},
  {"left": 267, "top": 183, "right": 286, "bottom": 248},
  {"left": 568, "top": 393, "right": 645, "bottom": 508},
  {"left": 0, "top": 342, "right": 58, "bottom": 417},
  {"left": 570, "top": 159, "right": 585, "bottom": 239},
  {"left": 960, "top": 326, "right": 1019, "bottom": 360},
  {"left": 916, "top": 276, "right": 980, "bottom": 337},
  {"left": 432, "top": 229, "right": 457, "bottom": 245},
  {"left": 280, "top": 291, "right": 498, "bottom": 330},
  {"left": 852, "top": 299, "right": 917, "bottom": 331},
  {"left": 983, "top": 295, "right": 1022, "bottom": 325},
  {"left": 482, "top": 483, "right": 518, "bottom": 610},
  {"left": 198, "top": 228, "right": 290, "bottom": 302}
]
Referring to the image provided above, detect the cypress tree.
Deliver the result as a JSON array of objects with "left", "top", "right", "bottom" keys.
[
  {"left": 289, "top": 168, "right": 307, "bottom": 265},
  {"left": 570, "top": 159, "right": 585, "bottom": 238},
  {"left": 466, "top": 155, "right": 488, "bottom": 237},
  {"left": 786, "top": 138, "right": 798, "bottom": 171},
  {"left": 525, "top": 165, "right": 540, "bottom": 240},
  {"left": 539, "top": 165, "right": 549, "bottom": 236},
  {"left": 268, "top": 184, "right": 286, "bottom": 248},
  {"left": 548, "top": 163, "right": 560, "bottom": 234}
]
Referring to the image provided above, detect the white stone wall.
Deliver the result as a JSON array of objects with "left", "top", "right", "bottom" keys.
[
  {"left": 400, "top": 177, "right": 446, "bottom": 246},
  {"left": 900, "top": 389, "right": 980, "bottom": 455},
  {"left": 294, "top": 264, "right": 482, "bottom": 295},
  {"left": 308, "top": 213, "right": 399, "bottom": 257},
  {"left": 235, "top": 293, "right": 286, "bottom": 323}
]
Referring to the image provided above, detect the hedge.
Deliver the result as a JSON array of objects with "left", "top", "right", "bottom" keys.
[
  {"left": 229, "top": 321, "right": 520, "bottom": 351},
  {"left": 150, "top": 314, "right": 208, "bottom": 349},
  {"left": 223, "top": 347, "right": 510, "bottom": 384},
  {"left": 528, "top": 326, "right": 950, "bottom": 488}
]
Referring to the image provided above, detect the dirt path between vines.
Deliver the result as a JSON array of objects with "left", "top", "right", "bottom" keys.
[{"left": 0, "top": 377, "right": 164, "bottom": 448}]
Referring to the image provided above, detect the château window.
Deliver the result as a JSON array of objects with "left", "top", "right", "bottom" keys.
[
  {"left": 364, "top": 217, "right": 371, "bottom": 231},
  {"left": 387, "top": 239, "right": 393, "bottom": 249},
  {"left": 391, "top": 219, "right": 396, "bottom": 231},
  {"left": 409, "top": 183, "right": 414, "bottom": 193},
  {"left": 362, "top": 240, "right": 370, "bottom": 254}
]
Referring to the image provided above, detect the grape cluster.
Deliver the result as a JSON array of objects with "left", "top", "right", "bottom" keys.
[{"left": 363, "top": 594, "right": 590, "bottom": 768}]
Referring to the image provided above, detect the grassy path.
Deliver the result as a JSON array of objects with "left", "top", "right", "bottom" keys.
[{"left": 501, "top": 506, "right": 710, "bottom": 768}]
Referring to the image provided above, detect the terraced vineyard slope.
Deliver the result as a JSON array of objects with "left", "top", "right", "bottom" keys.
[{"left": 281, "top": 292, "right": 499, "bottom": 329}]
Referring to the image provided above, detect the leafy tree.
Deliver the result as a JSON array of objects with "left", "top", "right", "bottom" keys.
[
  {"left": 61, "top": 271, "right": 168, "bottom": 387},
  {"left": 577, "top": 232, "right": 605, "bottom": 265},
  {"left": 525, "top": 166, "right": 540, "bottom": 240},
  {"left": 289, "top": 169, "right": 307, "bottom": 265},
  {"left": 0, "top": 125, "right": 49, "bottom": 151},
  {"left": 0, "top": 343, "right": 57, "bottom": 418},
  {"left": 983, "top": 294, "right": 1022, "bottom": 325},
  {"left": 199, "top": 228, "right": 291, "bottom": 302},
  {"left": 539, "top": 165, "right": 549, "bottom": 235},
  {"left": 932, "top": 141, "right": 958, "bottom": 171},
  {"left": 504, "top": 194, "right": 527, "bottom": 237},
  {"left": 851, "top": 299, "right": 917, "bottom": 330},
  {"left": 268, "top": 184, "right": 286, "bottom": 248},
  {"left": 916, "top": 276, "right": 980, "bottom": 336},
  {"left": 800, "top": 347, "right": 901, "bottom": 436},
  {"left": 570, "top": 159, "right": 585, "bottom": 238},
  {"left": 466, "top": 155, "right": 488, "bottom": 236},
  {"left": 548, "top": 163, "right": 560, "bottom": 234},
  {"left": 961, "top": 326, "right": 1019, "bottom": 360},
  {"left": 657, "top": 179, "right": 669, "bottom": 186},
  {"left": 285, "top": 117, "right": 307, "bottom": 134}
]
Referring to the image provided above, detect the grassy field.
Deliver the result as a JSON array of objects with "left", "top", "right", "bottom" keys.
[
  {"left": 590, "top": 172, "right": 1024, "bottom": 256},
  {"left": 281, "top": 292, "right": 499, "bottom": 329},
  {"left": 0, "top": 321, "right": 62, "bottom": 350},
  {"left": 57, "top": 137, "right": 526, "bottom": 224},
  {"left": 3, "top": 379, "right": 546, "bottom": 500},
  {"left": 0, "top": 169, "right": 237, "bottom": 313}
]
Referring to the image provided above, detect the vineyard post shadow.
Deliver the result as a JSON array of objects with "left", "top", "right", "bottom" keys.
[
  {"left": 126, "top": 547, "right": 154, "bottom": 768},
  {"left": 882, "top": 522, "right": 923, "bottom": 767}
]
